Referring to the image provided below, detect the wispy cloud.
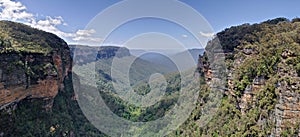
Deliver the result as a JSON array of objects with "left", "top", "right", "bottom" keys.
[
  {"left": 0, "top": 0, "right": 102, "bottom": 44},
  {"left": 181, "top": 34, "right": 188, "bottom": 38},
  {"left": 73, "top": 29, "right": 102, "bottom": 42},
  {"left": 199, "top": 31, "right": 215, "bottom": 38}
]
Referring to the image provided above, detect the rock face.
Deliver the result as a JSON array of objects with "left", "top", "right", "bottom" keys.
[
  {"left": 195, "top": 18, "right": 300, "bottom": 136},
  {"left": 274, "top": 53, "right": 300, "bottom": 136},
  {"left": 0, "top": 21, "right": 72, "bottom": 111},
  {"left": 275, "top": 90, "right": 300, "bottom": 135}
]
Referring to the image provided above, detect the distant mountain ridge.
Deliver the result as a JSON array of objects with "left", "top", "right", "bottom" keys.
[
  {"left": 0, "top": 17, "right": 300, "bottom": 137},
  {"left": 70, "top": 45, "right": 203, "bottom": 75},
  {"left": 130, "top": 48, "right": 204, "bottom": 72},
  {"left": 70, "top": 45, "right": 131, "bottom": 65},
  {"left": 70, "top": 45, "right": 173, "bottom": 86}
]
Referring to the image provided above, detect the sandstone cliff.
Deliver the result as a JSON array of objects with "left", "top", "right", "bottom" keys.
[
  {"left": 0, "top": 21, "right": 72, "bottom": 111},
  {"left": 194, "top": 17, "right": 300, "bottom": 136}
]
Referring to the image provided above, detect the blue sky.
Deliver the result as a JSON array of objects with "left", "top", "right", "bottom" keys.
[{"left": 1, "top": 0, "right": 300, "bottom": 49}]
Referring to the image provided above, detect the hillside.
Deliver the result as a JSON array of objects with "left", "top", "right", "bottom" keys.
[
  {"left": 170, "top": 17, "right": 300, "bottom": 137},
  {"left": 0, "top": 21, "right": 69, "bottom": 54},
  {"left": 0, "top": 21, "right": 104, "bottom": 137},
  {"left": 0, "top": 17, "right": 300, "bottom": 137},
  {"left": 0, "top": 20, "right": 72, "bottom": 108},
  {"left": 71, "top": 45, "right": 172, "bottom": 86}
]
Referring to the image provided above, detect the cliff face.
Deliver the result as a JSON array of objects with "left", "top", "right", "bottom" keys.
[
  {"left": 70, "top": 45, "right": 131, "bottom": 65},
  {"left": 274, "top": 49, "right": 300, "bottom": 135},
  {"left": 192, "top": 18, "right": 300, "bottom": 136},
  {"left": 1, "top": 18, "right": 299, "bottom": 136},
  {"left": 0, "top": 21, "right": 72, "bottom": 111}
]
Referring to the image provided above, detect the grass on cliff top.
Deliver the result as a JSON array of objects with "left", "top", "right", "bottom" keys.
[{"left": 0, "top": 20, "right": 67, "bottom": 54}]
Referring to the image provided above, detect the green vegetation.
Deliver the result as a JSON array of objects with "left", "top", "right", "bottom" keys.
[
  {"left": 73, "top": 57, "right": 182, "bottom": 123},
  {"left": 1, "top": 17, "right": 300, "bottom": 136},
  {"left": 169, "top": 17, "right": 300, "bottom": 136},
  {"left": 0, "top": 21, "right": 67, "bottom": 54},
  {"left": 0, "top": 74, "right": 106, "bottom": 137}
]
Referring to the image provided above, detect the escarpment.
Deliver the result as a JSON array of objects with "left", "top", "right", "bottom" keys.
[
  {"left": 0, "top": 17, "right": 300, "bottom": 136},
  {"left": 0, "top": 21, "right": 72, "bottom": 111},
  {"left": 191, "top": 18, "right": 300, "bottom": 136}
]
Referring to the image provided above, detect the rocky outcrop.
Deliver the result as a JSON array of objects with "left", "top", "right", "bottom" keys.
[
  {"left": 224, "top": 47, "right": 300, "bottom": 136},
  {"left": 273, "top": 53, "right": 300, "bottom": 136},
  {"left": 275, "top": 90, "right": 300, "bottom": 136},
  {"left": 0, "top": 21, "right": 72, "bottom": 111},
  {"left": 196, "top": 18, "right": 300, "bottom": 136}
]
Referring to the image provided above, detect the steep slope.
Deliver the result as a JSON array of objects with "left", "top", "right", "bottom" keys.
[
  {"left": 0, "top": 21, "right": 72, "bottom": 110},
  {"left": 1, "top": 17, "right": 300, "bottom": 137},
  {"left": 0, "top": 21, "right": 105, "bottom": 137},
  {"left": 171, "top": 17, "right": 300, "bottom": 136}
]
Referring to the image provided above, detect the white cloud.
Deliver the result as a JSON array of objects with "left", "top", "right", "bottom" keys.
[
  {"left": 27, "top": 17, "right": 73, "bottom": 38},
  {"left": 37, "top": 16, "right": 64, "bottom": 26},
  {"left": 75, "top": 29, "right": 96, "bottom": 37},
  {"left": 73, "top": 29, "right": 102, "bottom": 42},
  {"left": 182, "top": 34, "right": 188, "bottom": 38},
  {"left": 0, "top": 0, "right": 102, "bottom": 44},
  {"left": 199, "top": 31, "right": 215, "bottom": 38},
  {"left": 72, "top": 36, "right": 102, "bottom": 42},
  {"left": 0, "top": 0, "right": 33, "bottom": 21}
]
